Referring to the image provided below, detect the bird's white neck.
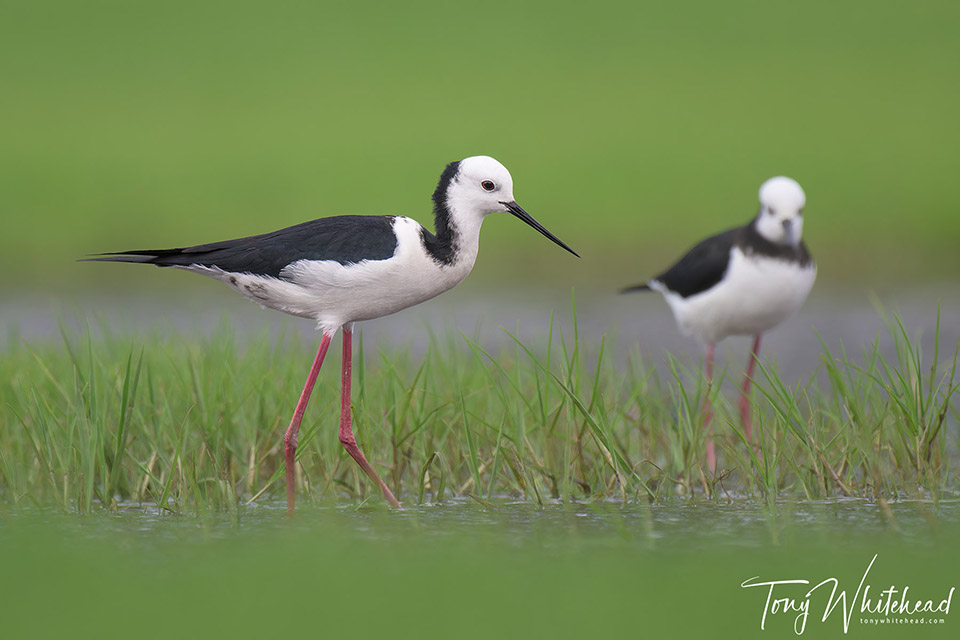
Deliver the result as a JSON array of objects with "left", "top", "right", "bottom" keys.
[{"left": 422, "top": 191, "right": 489, "bottom": 269}]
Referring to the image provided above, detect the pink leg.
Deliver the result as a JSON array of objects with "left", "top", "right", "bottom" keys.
[
  {"left": 739, "top": 334, "right": 762, "bottom": 441},
  {"left": 284, "top": 333, "right": 333, "bottom": 515},
  {"left": 703, "top": 343, "right": 717, "bottom": 474},
  {"left": 338, "top": 328, "right": 402, "bottom": 508}
]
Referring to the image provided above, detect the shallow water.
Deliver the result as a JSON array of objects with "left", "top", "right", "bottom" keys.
[
  {"left": 2, "top": 498, "right": 958, "bottom": 639},
  {"left": 34, "top": 495, "right": 960, "bottom": 550}
]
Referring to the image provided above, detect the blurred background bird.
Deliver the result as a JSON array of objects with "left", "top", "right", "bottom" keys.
[{"left": 623, "top": 177, "right": 815, "bottom": 472}]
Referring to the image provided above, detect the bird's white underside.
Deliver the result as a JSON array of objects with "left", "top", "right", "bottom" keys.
[
  {"left": 181, "top": 215, "right": 483, "bottom": 333},
  {"left": 652, "top": 247, "right": 816, "bottom": 345}
]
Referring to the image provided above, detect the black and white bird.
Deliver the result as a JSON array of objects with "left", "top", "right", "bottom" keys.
[
  {"left": 87, "top": 155, "right": 579, "bottom": 511},
  {"left": 622, "top": 176, "right": 815, "bottom": 473}
]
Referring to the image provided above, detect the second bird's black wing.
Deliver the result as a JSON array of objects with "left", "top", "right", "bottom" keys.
[
  {"left": 86, "top": 215, "right": 400, "bottom": 278},
  {"left": 623, "top": 228, "right": 738, "bottom": 298}
]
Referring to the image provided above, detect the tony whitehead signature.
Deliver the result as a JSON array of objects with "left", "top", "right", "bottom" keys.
[{"left": 741, "top": 555, "right": 955, "bottom": 635}]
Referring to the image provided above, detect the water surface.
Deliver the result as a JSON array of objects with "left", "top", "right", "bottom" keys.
[{"left": 2, "top": 498, "right": 957, "bottom": 639}]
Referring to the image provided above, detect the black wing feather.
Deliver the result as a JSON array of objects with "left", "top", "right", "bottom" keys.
[
  {"left": 645, "top": 228, "right": 737, "bottom": 298},
  {"left": 86, "top": 215, "right": 400, "bottom": 278}
]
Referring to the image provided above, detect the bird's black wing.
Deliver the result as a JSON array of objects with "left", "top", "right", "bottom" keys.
[
  {"left": 624, "top": 228, "right": 738, "bottom": 298},
  {"left": 85, "top": 215, "right": 400, "bottom": 278}
]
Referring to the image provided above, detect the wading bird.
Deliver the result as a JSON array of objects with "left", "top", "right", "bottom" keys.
[
  {"left": 88, "top": 156, "right": 579, "bottom": 511},
  {"left": 622, "top": 177, "right": 815, "bottom": 473}
]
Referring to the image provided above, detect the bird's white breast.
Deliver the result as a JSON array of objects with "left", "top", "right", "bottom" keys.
[{"left": 656, "top": 247, "right": 816, "bottom": 344}]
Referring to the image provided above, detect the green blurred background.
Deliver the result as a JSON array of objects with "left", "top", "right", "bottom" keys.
[{"left": 2, "top": 0, "right": 958, "bottom": 295}]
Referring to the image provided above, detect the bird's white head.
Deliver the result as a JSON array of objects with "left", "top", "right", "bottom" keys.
[
  {"left": 433, "top": 155, "right": 579, "bottom": 256},
  {"left": 443, "top": 156, "right": 517, "bottom": 218},
  {"left": 754, "top": 176, "right": 806, "bottom": 247}
]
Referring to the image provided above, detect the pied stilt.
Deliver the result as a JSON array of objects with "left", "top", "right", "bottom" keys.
[
  {"left": 87, "top": 155, "right": 579, "bottom": 511},
  {"left": 622, "top": 176, "right": 815, "bottom": 473}
]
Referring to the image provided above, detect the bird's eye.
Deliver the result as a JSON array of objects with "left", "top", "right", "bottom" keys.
[
  {"left": 768, "top": 208, "right": 776, "bottom": 216},
  {"left": 481, "top": 180, "right": 496, "bottom": 191}
]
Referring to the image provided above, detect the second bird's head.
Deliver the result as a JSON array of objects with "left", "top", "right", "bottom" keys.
[
  {"left": 754, "top": 176, "right": 806, "bottom": 247},
  {"left": 434, "top": 156, "right": 579, "bottom": 257}
]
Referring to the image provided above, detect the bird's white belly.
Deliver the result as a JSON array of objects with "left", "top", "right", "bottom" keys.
[
  {"left": 661, "top": 249, "right": 816, "bottom": 344},
  {"left": 187, "top": 216, "right": 478, "bottom": 333}
]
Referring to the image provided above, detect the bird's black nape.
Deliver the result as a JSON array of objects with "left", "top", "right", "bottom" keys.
[
  {"left": 421, "top": 160, "right": 463, "bottom": 266},
  {"left": 432, "top": 161, "right": 461, "bottom": 220}
]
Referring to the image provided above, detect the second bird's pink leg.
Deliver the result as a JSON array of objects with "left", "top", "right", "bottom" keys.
[
  {"left": 739, "top": 334, "right": 762, "bottom": 442},
  {"left": 284, "top": 333, "right": 333, "bottom": 515},
  {"left": 703, "top": 342, "right": 717, "bottom": 474},
  {"left": 338, "top": 328, "right": 402, "bottom": 508}
]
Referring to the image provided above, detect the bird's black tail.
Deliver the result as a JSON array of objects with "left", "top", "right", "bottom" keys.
[
  {"left": 619, "top": 283, "right": 651, "bottom": 294},
  {"left": 79, "top": 248, "right": 188, "bottom": 266}
]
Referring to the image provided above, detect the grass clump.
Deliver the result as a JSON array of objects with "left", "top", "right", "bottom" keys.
[{"left": 0, "top": 308, "right": 957, "bottom": 514}]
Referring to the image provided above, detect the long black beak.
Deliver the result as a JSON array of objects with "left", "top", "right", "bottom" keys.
[{"left": 500, "top": 201, "right": 580, "bottom": 258}]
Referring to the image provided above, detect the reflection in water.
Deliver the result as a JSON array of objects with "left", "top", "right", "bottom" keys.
[{"left": 9, "top": 497, "right": 956, "bottom": 550}]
